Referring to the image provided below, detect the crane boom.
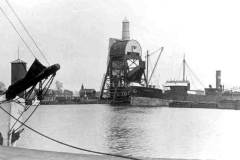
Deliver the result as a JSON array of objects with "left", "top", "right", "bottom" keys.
[{"left": 148, "top": 47, "right": 164, "bottom": 84}]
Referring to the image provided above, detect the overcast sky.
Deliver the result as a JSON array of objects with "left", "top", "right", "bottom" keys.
[{"left": 1, "top": 0, "right": 240, "bottom": 91}]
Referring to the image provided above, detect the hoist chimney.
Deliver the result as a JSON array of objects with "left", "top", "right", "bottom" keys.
[{"left": 122, "top": 17, "right": 130, "bottom": 40}]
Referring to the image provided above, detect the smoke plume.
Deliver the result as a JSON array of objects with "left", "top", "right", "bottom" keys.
[{"left": 55, "top": 80, "right": 63, "bottom": 91}]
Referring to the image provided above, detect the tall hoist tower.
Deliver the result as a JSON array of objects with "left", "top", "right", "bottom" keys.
[{"left": 100, "top": 18, "right": 147, "bottom": 103}]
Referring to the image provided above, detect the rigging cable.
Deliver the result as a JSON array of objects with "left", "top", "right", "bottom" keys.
[
  {"left": 148, "top": 47, "right": 162, "bottom": 56},
  {"left": 7, "top": 84, "right": 37, "bottom": 133},
  {"left": 187, "top": 69, "right": 198, "bottom": 90},
  {"left": 9, "top": 75, "right": 55, "bottom": 133},
  {"left": 8, "top": 100, "right": 39, "bottom": 134},
  {"left": 14, "top": 77, "right": 55, "bottom": 131},
  {"left": 185, "top": 62, "right": 205, "bottom": 88},
  {"left": 8, "top": 104, "right": 28, "bottom": 133},
  {"left": 148, "top": 47, "right": 164, "bottom": 83},
  {"left": 0, "top": 103, "right": 142, "bottom": 160},
  {"left": 14, "top": 103, "right": 40, "bottom": 132},
  {"left": 4, "top": 0, "right": 50, "bottom": 65},
  {"left": 0, "top": 6, "right": 37, "bottom": 59}
]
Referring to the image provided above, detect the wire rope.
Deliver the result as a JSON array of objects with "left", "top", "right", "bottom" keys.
[
  {"left": 185, "top": 62, "right": 205, "bottom": 88},
  {"left": 0, "top": 6, "right": 37, "bottom": 59},
  {"left": 5, "top": 0, "right": 50, "bottom": 65},
  {"left": 0, "top": 104, "right": 142, "bottom": 160}
]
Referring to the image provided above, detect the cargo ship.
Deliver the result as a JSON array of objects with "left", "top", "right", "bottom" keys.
[{"left": 163, "top": 67, "right": 240, "bottom": 109}]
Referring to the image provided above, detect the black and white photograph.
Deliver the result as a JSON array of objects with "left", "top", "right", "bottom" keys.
[{"left": 0, "top": 0, "right": 240, "bottom": 159}]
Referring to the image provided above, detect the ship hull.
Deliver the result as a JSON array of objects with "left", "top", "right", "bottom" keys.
[
  {"left": 109, "top": 85, "right": 240, "bottom": 110},
  {"left": 130, "top": 96, "right": 169, "bottom": 106},
  {"left": 111, "top": 86, "right": 165, "bottom": 106}
]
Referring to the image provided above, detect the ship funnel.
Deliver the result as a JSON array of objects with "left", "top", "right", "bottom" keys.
[
  {"left": 122, "top": 17, "right": 130, "bottom": 40},
  {"left": 216, "top": 70, "right": 221, "bottom": 90}
]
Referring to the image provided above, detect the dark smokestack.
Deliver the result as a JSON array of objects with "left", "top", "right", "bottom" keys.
[
  {"left": 216, "top": 70, "right": 221, "bottom": 90},
  {"left": 11, "top": 59, "right": 27, "bottom": 97},
  {"left": 11, "top": 59, "right": 27, "bottom": 84}
]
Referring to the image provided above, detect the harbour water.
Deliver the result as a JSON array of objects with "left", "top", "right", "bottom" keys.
[{"left": 16, "top": 104, "right": 240, "bottom": 159}]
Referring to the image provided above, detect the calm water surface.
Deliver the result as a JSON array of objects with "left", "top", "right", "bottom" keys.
[{"left": 16, "top": 104, "right": 240, "bottom": 159}]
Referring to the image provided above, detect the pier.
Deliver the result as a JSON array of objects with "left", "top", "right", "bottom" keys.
[{"left": 0, "top": 146, "right": 192, "bottom": 160}]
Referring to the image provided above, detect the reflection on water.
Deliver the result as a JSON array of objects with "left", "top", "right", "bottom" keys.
[
  {"left": 105, "top": 106, "right": 148, "bottom": 156},
  {"left": 16, "top": 104, "right": 240, "bottom": 159}
]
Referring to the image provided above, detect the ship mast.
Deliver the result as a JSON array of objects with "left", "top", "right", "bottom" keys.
[
  {"left": 146, "top": 50, "right": 149, "bottom": 87},
  {"left": 145, "top": 47, "right": 164, "bottom": 87},
  {"left": 183, "top": 54, "right": 186, "bottom": 81}
]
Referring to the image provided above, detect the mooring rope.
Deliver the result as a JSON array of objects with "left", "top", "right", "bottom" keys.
[
  {"left": 0, "top": 104, "right": 142, "bottom": 160},
  {"left": 14, "top": 103, "right": 40, "bottom": 132},
  {"left": 8, "top": 75, "right": 54, "bottom": 133}
]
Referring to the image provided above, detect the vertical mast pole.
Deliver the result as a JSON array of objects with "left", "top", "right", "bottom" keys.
[
  {"left": 146, "top": 50, "right": 149, "bottom": 87},
  {"left": 183, "top": 54, "right": 186, "bottom": 81}
]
